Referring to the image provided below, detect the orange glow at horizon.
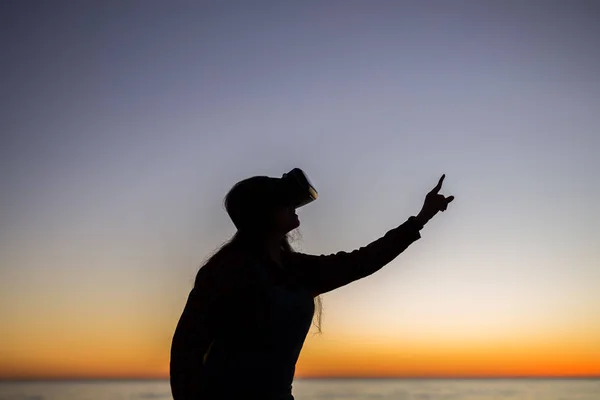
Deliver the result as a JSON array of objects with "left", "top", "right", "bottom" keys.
[
  {"left": 295, "top": 334, "right": 600, "bottom": 378},
  {"left": 2, "top": 329, "right": 599, "bottom": 380}
]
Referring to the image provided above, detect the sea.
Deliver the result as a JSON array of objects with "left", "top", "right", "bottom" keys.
[{"left": 1, "top": 379, "right": 599, "bottom": 400}]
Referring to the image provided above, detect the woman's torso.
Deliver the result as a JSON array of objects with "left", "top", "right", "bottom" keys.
[{"left": 170, "top": 254, "right": 315, "bottom": 399}]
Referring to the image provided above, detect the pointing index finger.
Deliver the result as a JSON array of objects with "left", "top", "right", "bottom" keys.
[{"left": 430, "top": 174, "right": 445, "bottom": 194}]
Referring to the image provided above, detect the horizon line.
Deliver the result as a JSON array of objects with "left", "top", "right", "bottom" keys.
[{"left": 2, "top": 375, "right": 600, "bottom": 382}]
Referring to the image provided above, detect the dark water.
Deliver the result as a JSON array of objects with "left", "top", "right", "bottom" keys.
[{"left": 1, "top": 379, "right": 599, "bottom": 399}]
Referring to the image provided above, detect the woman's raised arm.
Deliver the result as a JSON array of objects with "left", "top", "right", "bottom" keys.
[
  {"left": 289, "top": 216, "right": 423, "bottom": 296},
  {"left": 289, "top": 174, "right": 454, "bottom": 296}
]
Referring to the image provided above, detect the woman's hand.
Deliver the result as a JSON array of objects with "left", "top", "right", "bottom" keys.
[{"left": 416, "top": 174, "right": 454, "bottom": 226}]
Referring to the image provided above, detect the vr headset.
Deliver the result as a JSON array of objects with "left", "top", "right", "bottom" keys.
[{"left": 280, "top": 168, "right": 318, "bottom": 208}]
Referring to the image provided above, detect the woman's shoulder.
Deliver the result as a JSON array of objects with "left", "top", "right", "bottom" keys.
[
  {"left": 205, "top": 251, "right": 250, "bottom": 273},
  {"left": 195, "top": 251, "right": 261, "bottom": 291},
  {"left": 285, "top": 251, "right": 320, "bottom": 268}
]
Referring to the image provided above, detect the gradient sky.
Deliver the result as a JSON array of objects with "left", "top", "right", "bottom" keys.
[{"left": 1, "top": 1, "right": 599, "bottom": 380}]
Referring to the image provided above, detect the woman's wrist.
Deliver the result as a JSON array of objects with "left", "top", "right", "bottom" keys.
[
  {"left": 413, "top": 212, "right": 429, "bottom": 228},
  {"left": 409, "top": 215, "right": 426, "bottom": 230}
]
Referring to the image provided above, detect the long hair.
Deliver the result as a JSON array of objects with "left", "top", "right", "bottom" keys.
[{"left": 195, "top": 176, "right": 323, "bottom": 333}]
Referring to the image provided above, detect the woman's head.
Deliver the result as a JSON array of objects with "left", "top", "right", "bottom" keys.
[
  {"left": 224, "top": 176, "right": 300, "bottom": 237},
  {"left": 196, "top": 173, "right": 323, "bottom": 333}
]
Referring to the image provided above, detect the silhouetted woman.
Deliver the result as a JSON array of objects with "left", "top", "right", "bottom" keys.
[{"left": 170, "top": 169, "right": 454, "bottom": 400}]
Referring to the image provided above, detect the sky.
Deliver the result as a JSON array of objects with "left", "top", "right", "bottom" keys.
[{"left": 1, "top": 1, "right": 599, "bottom": 380}]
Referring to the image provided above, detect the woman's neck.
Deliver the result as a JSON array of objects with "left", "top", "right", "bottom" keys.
[
  {"left": 238, "top": 231, "right": 285, "bottom": 267},
  {"left": 264, "top": 234, "right": 284, "bottom": 267}
]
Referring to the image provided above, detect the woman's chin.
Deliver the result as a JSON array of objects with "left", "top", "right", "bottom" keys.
[{"left": 289, "top": 219, "right": 300, "bottom": 231}]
